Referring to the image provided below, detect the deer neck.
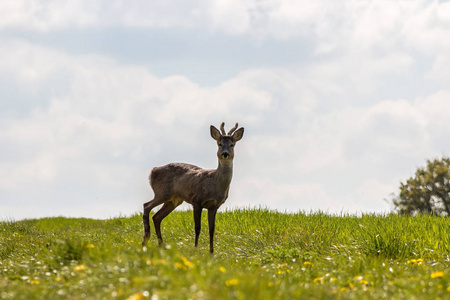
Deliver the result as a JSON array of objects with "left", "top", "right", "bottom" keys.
[{"left": 216, "top": 159, "right": 233, "bottom": 188}]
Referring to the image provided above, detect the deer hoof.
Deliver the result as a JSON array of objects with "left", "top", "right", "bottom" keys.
[{"left": 142, "top": 233, "right": 150, "bottom": 246}]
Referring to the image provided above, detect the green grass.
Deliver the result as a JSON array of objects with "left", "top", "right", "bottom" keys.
[{"left": 1, "top": 208, "right": 449, "bottom": 299}]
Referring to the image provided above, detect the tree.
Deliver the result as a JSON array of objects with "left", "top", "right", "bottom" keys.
[{"left": 393, "top": 157, "right": 450, "bottom": 216}]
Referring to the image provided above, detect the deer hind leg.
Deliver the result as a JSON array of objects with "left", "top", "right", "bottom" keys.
[
  {"left": 152, "top": 199, "right": 180, "bottom": 246},
  {"left": 142, "top": 196, "right": 168, "bottom": 246}
]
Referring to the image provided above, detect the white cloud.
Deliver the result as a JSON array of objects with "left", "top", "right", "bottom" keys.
[
  {"left": 418, "top": 91, "right": 450, "bottom": 151},
  {"left": 0, "top": 40, "right": 289, "bottom": 218},
  {"left": 403, "top": 1, "right": 450, "bottom": 54},
  {"left": 1, "top": 0, "right": 450, "bottom": 219},
  {"left": 231, "top": 176, "right": 336, "bottom": 212},
  {"left": 342, "top": 100, "right": 428, "bottom": 160},
  {"left": 426, "top": 55, "right": 450, "bottom": 86},
  {"left": 2, "top": 0, "right": 448, "bottom": 45},
  {"left": 2, "top": 1, "right": 449, "bottom": 94},
  {"left": 2, "top": 36, "right": 450, "bottom": 220},
  {"left": 353, "top": 179, "right": 395, "bottom": 213},
  {"left": 0, "top": 0, "right": 208, "bottom": 31}
]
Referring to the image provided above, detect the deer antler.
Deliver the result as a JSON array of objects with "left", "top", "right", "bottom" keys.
[
  {"left": 219, "top": 122, "right": 226, "bottom": 135},
  {"left": 227, "top": 123, "right": 239, "bottom": 135}
]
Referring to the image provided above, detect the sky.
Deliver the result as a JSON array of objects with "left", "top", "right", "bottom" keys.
[{"left": 1, "top": 0, "right": 450, "bottom": 220}]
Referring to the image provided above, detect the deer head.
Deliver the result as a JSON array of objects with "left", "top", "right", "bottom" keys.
[{"left": 210, "top": 122, "right": 244, "bottom": 162}]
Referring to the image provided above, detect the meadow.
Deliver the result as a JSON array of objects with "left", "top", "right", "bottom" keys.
[{"left": 0, "top": 208, "right": 449, "bottom": 299}]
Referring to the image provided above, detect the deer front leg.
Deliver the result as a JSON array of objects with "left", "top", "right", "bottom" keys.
[
  {"left": 207, "top": 208, "right": 218, "bottom": 254},
  {"left": 193, "top": 204, "right": 202, "bottom": 247}
]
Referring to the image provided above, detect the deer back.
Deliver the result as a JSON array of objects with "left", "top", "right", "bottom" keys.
[{"left": 150, "top": 163, "right": 227, "bottom": 207}]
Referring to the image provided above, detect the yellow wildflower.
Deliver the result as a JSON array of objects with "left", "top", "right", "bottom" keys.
[
  {"left": 86, "top": 244, "right": 95, "bottom": 249},
  {"left": 74, "top": 265, "right": 86, "bottom": 271},
  {"left": 154, "top": 259, "right": 168, "bottom": 266},
  {"left": 447, "top": 286, "right": 450, "bottom": 292},
  {"left": 225, "top": 279, "right": 239, "bottom": 286},
  {"left": 277, "top": 269, "right": 290, "bottom": 274},
  {"left": 218, "top": 267, "right": 226, "bottom": 273},
  {"left": 126, "top": 292, "right": 146, "bottom": 300},
  {"left": 431, "top": 271, "right": 444, "bottom": 279},
  {"left": 313, "top": 277, "right": 324, "bottom": 284},
  {"left": 175, "top": 262, "right": 184, "bottom": 269},
  {"left": 181, "top": 256, "right": 192, "bottom": 267},
  {"left": 407, "top": 258, "right": 423, "bottom": 265},
  {"left": 55, "top": 277, "right": 62, "bottom": 282},
  {"left": 31, "top": 280, "right": 40, "bottom": 285},
  {"left": 341, "top": 283, "right": 354, "bottom": 290},
  {"left": 303, "top": 261, "right": 313, "bottom": 266}
]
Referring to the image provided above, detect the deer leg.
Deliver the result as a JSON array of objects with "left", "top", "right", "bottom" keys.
[
  {"left": 152, "top": 202, "right": 177, "bottom": 246},
  {"left": 193, "top": 204, "right": 202, "bottom": 247},
  {"left": 142, "top": 196, "right": 167, "bottom": 246},
  {"left": 207, "top": 208, "right": 218, "bottom": 254}
]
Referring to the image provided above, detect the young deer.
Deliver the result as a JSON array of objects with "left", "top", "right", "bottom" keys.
[{"left": 142, "top": 122, "right": 244, "bottom": 253}]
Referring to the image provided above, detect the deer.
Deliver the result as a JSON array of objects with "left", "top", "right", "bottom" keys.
[{"left": 142, "top": 122, "right": 244, "bottom": 253}]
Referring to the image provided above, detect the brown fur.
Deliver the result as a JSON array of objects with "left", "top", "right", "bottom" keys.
[{"left": 142, "top": 123, "right": 244, "bottom": 253}]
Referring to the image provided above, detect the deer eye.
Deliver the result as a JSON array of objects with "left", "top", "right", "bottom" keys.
[
  {"left": 219, "top": 143, "right": 223, "bottom": 147},
  {"left": 230, "top": 144, "right": 234, "bottom": 148}
]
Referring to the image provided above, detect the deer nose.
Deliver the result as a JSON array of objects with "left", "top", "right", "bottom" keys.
[{"left": 221, "top": 152, "right": 230, "bottom": 158}]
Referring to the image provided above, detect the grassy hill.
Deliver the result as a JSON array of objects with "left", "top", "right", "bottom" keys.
[{"left": 1, "top": 209, "right": 449, "bottom": 299}]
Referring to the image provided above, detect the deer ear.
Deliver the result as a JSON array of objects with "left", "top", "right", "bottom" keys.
[
  {"left": 210, "top": 125, "right": 222, "bottom": 141},
  {"left": 232, "top": 127, "right": 244, "bottom": 142}
]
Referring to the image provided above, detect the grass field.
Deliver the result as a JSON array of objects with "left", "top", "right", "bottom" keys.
[{"left": 1, "top": 208, "right": 449, "bottom": 299}]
